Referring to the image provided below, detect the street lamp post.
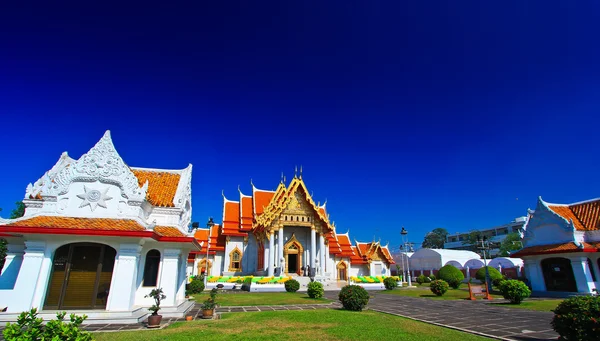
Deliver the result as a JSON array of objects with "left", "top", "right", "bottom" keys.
[
  {"left": 400, "top": 244, "right": 406, "bottom": 285},
  {"left": 401, "top": 227, "right": 412, "bottom": 287},
  {"left": 205, "top": 217, "right": 215, "bottom": 287},
  {"left": 478, "top": 236, "right": 492, "bottom": 292}
]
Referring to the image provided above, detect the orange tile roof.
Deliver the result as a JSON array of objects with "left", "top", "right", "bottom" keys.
[
  {"left": 512, "top": 242, "right": 597, "bottom": 257},
  {"left": 193, "top": 224, "right": 226, "bottom": 252},
  {"left": 547, "top": 199, "right": 600, "bottom": 231},
  {"left": 337, "top": 235, "right": 355, "bottom": 257},
  {"left": 240, "top": 196, "right": 253, "bottom": 231},
  {"left": 381, "top": 247, "right": 395, "bottom": 264},
  {"left": 350, "top": 246, "right": 368, "bottom": 264},
  {"left": 154, "top": 226, "right": 186, "bottom": 237},
  {"left": 254, "top": 190, "right": 275, "bottom": 215},
  {"left": 131, "top": 169, "right": 181, "bottom": 207},
  {"left": 325, "top": 230, "right": 341, "bottom": 255},
  {"left": 6, "top": 216, "right": 147, "bottom": 232},
  {"left": 222, "top": 200, "right": 246, "bottom": 236}
]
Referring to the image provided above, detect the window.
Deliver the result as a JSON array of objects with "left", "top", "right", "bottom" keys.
[
  {"left": 588, "top": 258, "right": 596, "bottom": 281},
  {"left": 142, "top": 249, "right": 161, "bottom": 287},
  {"left": 229, "top": 247, "right": 242, "bottom": 272}
]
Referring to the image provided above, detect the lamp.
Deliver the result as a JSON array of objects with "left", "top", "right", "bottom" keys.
[{"left": 204, "top": 217, "right": 215, "bottom": 286}]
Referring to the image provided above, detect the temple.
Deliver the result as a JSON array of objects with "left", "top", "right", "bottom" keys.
[
  {"left": 190, "top": 171, "right": 395, "bottom": 282},
  {"left": 0, "top": 131, "right": 198, "bottom": 321}
]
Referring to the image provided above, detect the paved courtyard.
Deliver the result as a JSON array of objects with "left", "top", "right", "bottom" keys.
[{"left": 352, "top": 292, "right": 558, "bottom": 341}]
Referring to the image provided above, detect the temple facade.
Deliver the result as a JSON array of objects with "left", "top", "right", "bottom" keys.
[
  {"left": 189, "top": 173, "right": 395, "bottom": 281},
  {"left": 0, "top": 131, "right": 198, "bottom": 320},
  {"left": 513, "top": 197, "right": 600, "bottom": 295}
]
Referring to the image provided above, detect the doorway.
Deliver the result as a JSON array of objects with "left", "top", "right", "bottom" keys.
[
  {"left": 284, "top": 233, "right": 304, "bottom": 275},
  {"left": 288, "top": 254, "right": 298, "bottom": 273},
  {"left": 44, "top": 243, "right": 116, "bottom": 310},
  {"left": 337, "top": 261, "right": 347, "bottom": 281},
  {"left": 541, "top": 257, "right": 577, "bottom": 292}
]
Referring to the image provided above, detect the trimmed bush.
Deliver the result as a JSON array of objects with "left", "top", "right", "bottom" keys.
[
  {"left": 307, "top": 281, "right": 324, "bottom": 299},
  {"left": 3, "top": 308, "right": 92, "bottom": 341},
  {"left": 498, "top": 280, "right": 530, "bottom": 304},
  {"left": 437, "top": 265, "right": 464, "bottom": 289},
  {"left": 424, "top": 276, "right": 432, "bottom": 283},
  {"left": 429, "top": 274, "right": 436, "bottom": 281},
  {"left": 338, "top": 285, "right": 370, "bottom": 311},
  {"left": 430, "top": 279, "right": 450, "bottom": 296},
  {"left": 285, "top": 279, "right": 300, "bottom": 293},
  {"left": 416, "top": 274, "right": 426, "bottom": 284},
  {"left": 383, "top": 277, "right": 398, "bottom": 290},
  {"left": 475, "top": 267, "right": 503, "bottom": 287},
  {"left": 187, "top": 276, "right": 205, "bottom": 294},
  {"left": 551, "top": 295, "right": 600, "bottom": 341}
]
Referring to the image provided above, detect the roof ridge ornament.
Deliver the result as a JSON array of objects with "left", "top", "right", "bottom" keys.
[{"left": 299, "top": 165, "right": 303, "bottom": 179}]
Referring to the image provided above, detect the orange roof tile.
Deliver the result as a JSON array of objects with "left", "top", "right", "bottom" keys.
[
  {"left": 254, "top": 190, "right": 275, "bottom": 215},
  {"left": 512, "top": 242, "right": 597, "bottom": 257},
  {"left": 240, "top": 196, "right": 253, "bottom": 231},
  {"left": 337, "top": 235, "right": 355, "bottom": 257},
  {"left": 154, "top": 226, "right": 186, "bottom": 237},
  {"left": 350, "top": 246, "right": 368, "bottom": 264},
  {"left": 381, "top": 247, "right": 395, "bottom": 264},
  {"left": 546, "top": 199, "right": 600, "bottom": 231},
  {"left": 131, "top": 169, "right": 181, "bottom": 207},
  {"left": 6, "top": 216, "right": 146, "bottom": 232},
  {"left": 193, "top": 224, "right": 226, "bottom": 252}
]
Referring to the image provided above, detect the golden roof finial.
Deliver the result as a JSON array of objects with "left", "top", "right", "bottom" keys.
[
  {"left": 281, "top": 172, "right": 284, "bottom": 184},
  {"left": 299, "top": 165, "right": 303, "bottom": 179},
  {"left": 294, "top": 166, "right": 298, "bottom": 178}
]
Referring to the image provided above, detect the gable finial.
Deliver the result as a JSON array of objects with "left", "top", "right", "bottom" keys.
[
  {"left": 294, "top": 166, "right": 298, "bottom": 178},
  {"left": 283, "top": 175, "right": 286, "bottom": 183},
  {"left": 250, "top": 178, "right": 254, "bottom": 187},
  {"left": 222, "top": 189, "right": 226, "bottom": 199},
  {"left": 299, "top": 165, "right": 303, "bottom": 179},
  {"left": 281, "top": 172, "right": 284, "bottom": 184}
]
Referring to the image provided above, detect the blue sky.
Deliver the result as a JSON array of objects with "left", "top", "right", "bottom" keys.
[{"left": 0, "top": 1, "right": 598, "bottom": 249}]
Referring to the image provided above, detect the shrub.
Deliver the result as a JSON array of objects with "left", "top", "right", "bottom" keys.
[
  {"left": 551, "top": 295, "right": 600, "bottom": 341},
  {"left": 188, "top": 276, "right": 205, "bottom": 294},
  {"left": 242, "top": 277, "right": 252, "bottom": 291},
  {"left": 430, "top": 279, "right": 450, "bottom": 296},
  {"left": 475, "top": 267, "right": 503, "bottom": 288},
  {"left": 437, "top": 265, "right": 464, "bottom": 289},
  {"left": 383, "top": 277, "right": 398, "bottom": 290},
  {"left": 429, "top": 274, "right": 436, "bottom": 281},
  {"left": 498, "top": 280, "right": 531, "bottom": 304},
  {"left": 424, "top": 276, "right": 432, "bottom": 283},
  {"left": 338, "top": 285, "right": 370, "bottom": 311},
  {"left": 416, "top": 274, "right": 426, "bottom": 284},
  {"left": 285, "top": 279, "right": 300, "bottom": 292},
  {"left": 307, "top": 281, "right": 324, "bottom": 299},
  {"left": 3, "top": 308, "right": 92, "bottom": 341}
]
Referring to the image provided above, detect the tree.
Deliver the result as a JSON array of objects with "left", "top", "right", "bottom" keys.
[
  {"left": 421, "top": 228, "right": 448, "bottom": 249},
  {"left": 10, "top": 201, "right": 25, "bottom": 219},
  {"left": 498, "top": 233, "right": 522, "bottom": 256}
]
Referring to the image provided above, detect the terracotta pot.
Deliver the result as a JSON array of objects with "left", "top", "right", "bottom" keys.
[
  {"left": 201, "top": 309, "right": 214, "bottom": 319},
  {"left": 185, "top": 315, "right": 194, "bottom": 321},
  {"left": 147, "top": 314, "right": 162, "bottom": 328}
]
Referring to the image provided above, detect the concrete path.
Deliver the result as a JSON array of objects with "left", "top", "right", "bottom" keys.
[{"left": 357, "top": 292, "right": 559, "bottom": 341}]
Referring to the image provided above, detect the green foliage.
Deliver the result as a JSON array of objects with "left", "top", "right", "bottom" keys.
[
  {"left": 498, "top": 232, "right": 522, "bottom": 257},
  {"left": 551, "top": 296, "right": 600, "bottom": 341},
  {"left": 421, "top": 228, "right": 448, "bottom": 249},
  {"left": 307, "top": 281, "right": 324, "bottom": 299},
  {"left": 437, "top": 265, "right": 464, "bottom": 289},
  {"left": 338, "top": 285, "right": 370, "bottom": 311},
  {"left": 498, "top": 280, "right": 531, "bottom": 304},
  {"left": 475, "top": 267, "right": 503, "bottom": 287},
  {"left": 429, "top": 280, "right": 450, "bottom": 296},
  {"left": 285, "top": 279, "right": 300, "bottom": 293},
  {"left": 3, "top": 308, "right": 92, "bottom": 341},
  {"left": 383, "top": 277, "right": 397, "bottom": 290},
  {"left": 145, "top": 288, "right": 166, "bottom": 315},
  {"left": 201, "top": 288, "right": 219, "bottom": 310},
  {"left": 416, "top": 274, "right": 426, "bottom": 284},
  {"left": 188, "top": 276, "right": 205, "bottom": 294},
  {"left": 424, "top": 276, "right": 432, "bottom": 283},
  {"left": 429, "top": 274, "right": 436, "bottom": 281},
  {"left": 9, "top": 201, "right": 25, "bottom": 219}
]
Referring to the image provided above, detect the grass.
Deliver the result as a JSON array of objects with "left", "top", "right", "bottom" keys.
[
  {"left": 94, "top": 309, "right": 490, "bottom": 341},
  {"left": 191, "top": 292, "right": 330, "bottom": 306},
  {"left": 380, "top": 285, "right": 502, "bottom": 300},
  {"left": 490, "top": 299, "right": 562, "bottom": 312}
]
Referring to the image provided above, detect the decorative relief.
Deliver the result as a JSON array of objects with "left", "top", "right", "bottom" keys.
[{"left": 77, "top": 185, "right": 112, "bottom": 211}]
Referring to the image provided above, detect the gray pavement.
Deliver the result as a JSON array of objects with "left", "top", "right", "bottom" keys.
[{"left": 345, "top": 291, "right": 558, "bottom": 341}]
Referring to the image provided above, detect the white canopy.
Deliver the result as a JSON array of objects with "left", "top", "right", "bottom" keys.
[
  {"left": 488, "top": 257, "right": 523, "bottom": 269},
  {"left": 409, "top": 248, "right": 481, "bottom": 270}
]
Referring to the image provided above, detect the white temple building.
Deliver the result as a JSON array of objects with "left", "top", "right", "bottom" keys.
[
  {"left": 0, "top": 131, "right": 199, "bottom": 323},
  {"left": 513, "top": 197, "right": 600, "bottom": 295}
]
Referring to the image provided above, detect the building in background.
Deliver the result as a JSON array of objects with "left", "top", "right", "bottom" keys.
[{"left": 444, "top": 216, "right": 528, "bottom": 256}]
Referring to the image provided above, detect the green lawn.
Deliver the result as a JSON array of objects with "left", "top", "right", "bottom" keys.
[
  {"left": 380, "top": 286, "right": 502, "bottom": 300},
  {"left": 191, "top": 292, "right": 330, "bottom": 306},
  {"left": 489, "top": 299, "right": 562, "bottom": 312},
  {"left": 94, "top": 309, "right": 490, "bottom": 341}
]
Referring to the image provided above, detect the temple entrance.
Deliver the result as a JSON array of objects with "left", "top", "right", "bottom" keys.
[
  {"left": 284, "top": 233, "right": 304, "bottom": 275},
  {"left": 541, "top": 257, "right": 577, "bottom": 292},
  {"left": 44, "top": 243, "right": 116, "bottom": 310},
  {"left": 197, "top": 259, "right": 212, "bottom": 276},
  {"left": 337, "top": 261, "right": 347, "bottom": 281}
]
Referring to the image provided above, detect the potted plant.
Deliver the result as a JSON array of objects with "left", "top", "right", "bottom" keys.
[
  {"left": 145, "top": 288, "right": 166, "bottom": 328},
  {"left": 185, "top": 314, "right": 194, "bottom": 321},
  {"left": 201, "top": 288, "right": 218, "bottom": 319}
]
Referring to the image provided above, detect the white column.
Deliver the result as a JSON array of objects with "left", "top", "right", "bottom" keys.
[
  {"left": 0, "top": 244, "right": 25, "bottom": 290},
  {"left": 159, "top": 249, "right": 181, "bottom": 307},
  {"left": 106, "top": 243, "right": 142, "bottom": 311},
  {"left": 571, "top": 256, "right": 596, "bottom": 293},
  {"left": 268, "top": 232, "right": 275, "bottom": 276},
  {"left": 177, "top": 251, "right": 188, "bottom": 299},
  {"left": 319, "top": 234, "right": 325, "bottom": 276},
  {"left": 278, "top": 228, "right": 284, "bottom": 268},
  {"left": 263, "top": 243, "right": 269, "bottom": 272},
  {"left": 9, "top": 241, "right": 46, "bottom": 312},
  {"left": 465, "top": 266, "right": 470, "bottom": 281},
  {"left": 310, "top": 228, "right": 317, "bottom": 271},
  {"left": 523, "top": 258, "right": 545, "bottom": 292}
]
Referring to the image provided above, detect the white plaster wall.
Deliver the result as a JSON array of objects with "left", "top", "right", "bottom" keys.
[
  {"left": 349, "top": 265, "right": 369, "bottom": 277},
  {"left": 223, "top": 238, "right": 244, "bottom": 274},
  {"left": 244, "top": 233, "right": 258, "bottom": 274}
]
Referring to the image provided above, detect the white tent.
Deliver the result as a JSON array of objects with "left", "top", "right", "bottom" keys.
[
  {"left": 409, "top": 249, "right": 481, "bottom": 270},
  {"left": 488, "top": 257, "right": 523, "bottom": 269},
  {"left": 464, "top": 258, "right": 485, "bottom": 269}
]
